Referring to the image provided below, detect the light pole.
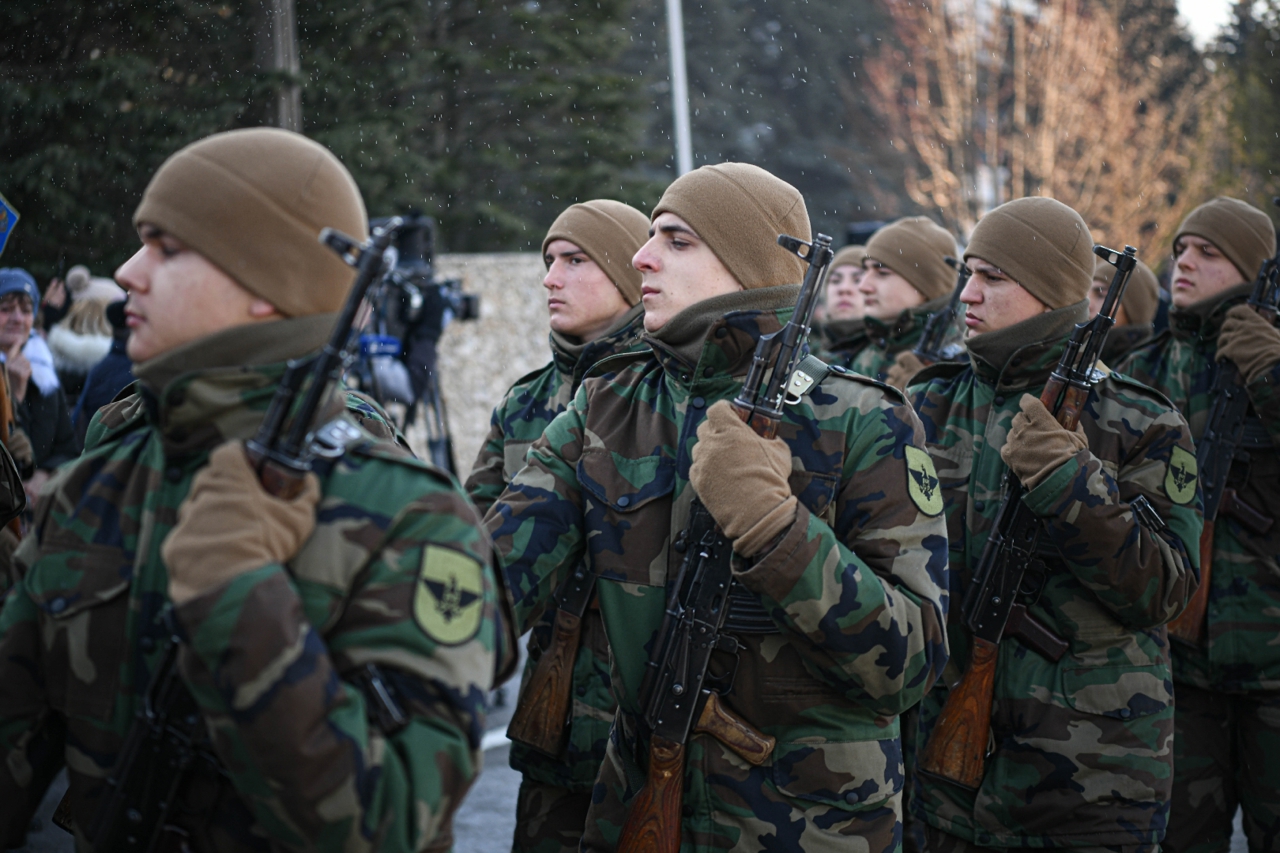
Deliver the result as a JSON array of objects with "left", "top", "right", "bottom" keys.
[{"left": 666, "top": 0, "right": 693, "bottom": 175}]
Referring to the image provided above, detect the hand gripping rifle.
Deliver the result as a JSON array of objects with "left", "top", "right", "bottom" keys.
[
  {"left": 615, "top": 234, "right": 834, "bottom": 853},
  {"left": 1167, "top": 211, "right": 1280, "bottom": 645},
  {"left": 87, "top": 220, "right": 407, "bottom": 853},
  {"left": 912, "top": 257, "right": 971, "bottom": 366},
  {"left": 918, "top": 245, "right": 1138, "bottom": 791}
]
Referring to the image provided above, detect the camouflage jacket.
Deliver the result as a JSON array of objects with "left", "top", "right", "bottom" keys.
[
  {"left": 849, "top": 295, "right": 954, "bottom": 382},
  {"left": 1120, "top": 282, "right": 1280, "bottom": 692},
  {"left": 907, "top": 304, "right": 1201, "bottom": 848},
  {"left": 0, "top": 317, "right": 516, "bottom": 853},
  {"left": 464, "top": 305, "right": 645, "bottom": 791},
  {"left": 487, "top": 286, "right": 950, "bottom": 853},
  {"left": 1100, "top": 323, "right": 1153, "bottom": 370},
  {"left": 817, "top": 317, "right": 869, "bottom": 370}
]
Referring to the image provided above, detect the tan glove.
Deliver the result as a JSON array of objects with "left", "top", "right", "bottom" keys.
[
  {"left": 1217, "top": 304, "right": 1280, "bottom": 384},
  {"left": 689, "top": 400, "right": 797, "bottom": 558},
  {"left": 6, "top": 427, "right": 33, "bottom": 475},
  {"left": 1000, "top": 394, "right": 1087, "bottom": 490},
  {"left": 162, "top": 440, "right": 321, "bottom": 604},
  {"left": 885, "top": 350, "right": 927, "bottom": 391}
]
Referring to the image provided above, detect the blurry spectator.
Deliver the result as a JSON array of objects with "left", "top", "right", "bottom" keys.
[
  {"left": 73, "top": 300, "right": 135, "bottom": 440},
  {"left": 0, "top": 269, "right": 81, "bottom": 501},
  {"left": 48, "top": 297, "right": 116, "bottom": 400}
]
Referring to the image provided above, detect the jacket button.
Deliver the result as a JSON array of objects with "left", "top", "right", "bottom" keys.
[
  {"left": 166, "top": 466, "right": 184, "bottom": 483},
  {"left": 974, "top": 500, "right": 985, "bottom": 512},
  {"left": 844, "top": 791, "right": 860, "bottom": 804},
  {"left": 703, "top": 367, "right": 715, "bottom": 377},
  {"left": 577, "top": 686, "right": 587, "bottom": 697},
  {"left": 995, "top": 395, "right": 1005, "bottom": 405},
  {"left": 1119, "top": 708, "right": 1132, "bottom": 719},
  {"left": 617, "top": 495, "right": 631, "bottom": 507},
  {"left": 691, "top": 397, "right": 705, "bottom": 409},
  {"left": 682, "top": 373, "right": 691, "bottom": 382},
  {"left": 715, "top": 327, "right": 728, "bottom": 338},
  {"left": 140, "top": 636, "right": 156, "bottom": 652},
  {"left": 49, "top": 597, "right": 66, "bottom": 614}
]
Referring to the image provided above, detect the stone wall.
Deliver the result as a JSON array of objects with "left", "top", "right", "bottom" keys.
[{"left": 408, "top": 252, "right": 550, "bottom": 477}]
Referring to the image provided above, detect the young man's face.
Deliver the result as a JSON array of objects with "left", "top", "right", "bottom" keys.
[
  {"left": 632, "top": 213, "right": 742, "bottom": 332},
  {"left": 960, "top": 258, "right": 1049, "bottom": 337},
  {"left": 1088, "top": 277, "right": 1131, "bottom": 326},
  {"left": 1170, "top": 234, "right": 1247, "bottom": 308},
  {"left": 0, "top": 294, "right": 34, "bottom": 353},
  {"left": 542, "top": 239, "right": 631, "bottom": 341},
  {"left": 825, "top": 264, "right": 864, "bottom": 322},
  {"left": 859, "top": 262, "right": 924, "bottom": 320},
  {"left": 116, "top": 225, "right": 272, "bottom": 362}
]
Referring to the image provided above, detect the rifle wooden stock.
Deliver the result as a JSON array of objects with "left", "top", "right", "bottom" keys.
[
  {"left": 1168, "top": 521, "right": 1213, "bottom": 644},
  {"left": 918, "top": 637, "right": 998, "bottom": 789},
  {"left": 693, "top": 692, "right": 775, "bottom": 766},
  {"left": 506, "top": 607, "right": 581, "bottom": 756},
  {"left": 617, "top": 735, "right": 685, "bottom": 853}
]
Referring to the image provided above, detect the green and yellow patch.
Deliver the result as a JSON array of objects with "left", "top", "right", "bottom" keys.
[
  {"left": 414, "top": 545, "right": 484, "bottom": 645},
  {"left": 905, "top": 445, "right": 944, "bottom": 516},
  {"left": 1165, "top": 445, "right": 1198, "bottom": 506}
]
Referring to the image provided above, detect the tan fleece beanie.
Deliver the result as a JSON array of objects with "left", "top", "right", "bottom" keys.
[
  {"left": 831, "top": 245, "right": 867, "bottom": 271},
  {"left": 651, "top": 163, "right": 810, "bottom": 289},
  {"left": 1175, "top": 197, "right": 1277, "bottom": 282},
  {"left": 964, "top": 197, "right": 1093, "bottom": 309},
  {"left": 542, "top": 200, "right": 649, "bottom": 306},
  {"left": 134, "top": 128, "right": 368, "bottom": 317},
  {"left": 1092, "top": 256, "right": 1160, "bottom": 326},
  {"left": 864, "top": 217, "right": 958, "bottom": 300}
]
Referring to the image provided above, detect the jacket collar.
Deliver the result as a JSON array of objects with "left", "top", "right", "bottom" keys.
[
  {"left": 822, "top": 317, "right": 867, "bottom": 351},
  {"left": 548, "top": 303, "right": 645, "bottom": 387},
  {"left": 864, "top": 293, "right": 950, "bottom": 348},
  {"left": 1168, "top": 281, "right": 1254, "bottom": 344},
  {"left": 966, "top": 301, "right": 1089, "bottom": 390}
]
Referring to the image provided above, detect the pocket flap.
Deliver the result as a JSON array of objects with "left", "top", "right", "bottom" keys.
[
  {"left": 25, "top": 542, "right": 132, "bottom": 619},
  {"left": 1062, "top": 665, "right": 1171, "bottom": 720},
  {"left": 578, "top": 449, "right": 675, "bottom": 512},
  {"left": 771, "top": 738, "right": 903, "bottom": 810}
]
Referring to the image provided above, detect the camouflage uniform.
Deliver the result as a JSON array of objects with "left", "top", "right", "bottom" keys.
[
  {"left": 848, "top": 296, "right": 955, "bottom": 382},
  {"left": 818, "top": 317, "right": 869, "bottom": 370},
  {"left": 1099, "top": 324, "right": 1153, "bottom": 370},
  {"left": 1120, "top": 282, "right": 1280, "bottom": 853},
  {"left": 908, "top": 304, "right": 1201, "bottom": 850},
  {"left": 464, "top": 305, "right": 645, "bottom": 853},
  {"left": 0, "top": 318, "right": 516, "bottom": 852},
  {"left": 488, "top": 287, "right": 950, "bottom": 853}
]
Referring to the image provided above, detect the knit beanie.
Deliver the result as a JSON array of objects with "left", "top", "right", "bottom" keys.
[
  {"left": 134, "top": 128, "right": 368, "bottom": 317},
  {"left": 831, "top": 244, "right": 867, "bottom": 271},
  {"left": 651, "top": 163, "right": 810, "bottom": 289},
  {"left": 542, "top": 200, "right": 650, "bottom": 306},
  {"left": 864, "top": 217, "right": 958, "bottom": 300},
  {"left": 964, "top": 197, "right": 1093, "bottom": 309},
  {"left": 1175, "top": 197, "right": 1277, "bottom": 282},
  {"left": 1092, "top": 256, "right": 1160, "bottom": 326}
]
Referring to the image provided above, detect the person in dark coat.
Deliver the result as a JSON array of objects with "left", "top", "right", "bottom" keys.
[{"left": 72, "top": 300, "right": 135, "bottom": 440}]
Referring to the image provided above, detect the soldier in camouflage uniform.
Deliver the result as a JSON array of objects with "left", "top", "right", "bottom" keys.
[
  {"left": 1119, "top": 197, "right": 1280, "bottom": 853},
  {"left": 848, "top": 217, "right": 960, "bottom": 385},
  {"left": 1091, "top": 256, "right": 1160, "bottom": 367},
  {"left": 463, "top": 199, "right": 650, "bottom": 853},
  {"left": 0, "top": 128, "right": 515, "bottom": 852},
  {"left": 817, "top": 244, "right": 868, "bottom": 366},
  {"left": 907, "top": 197, "right": 1200, "bottom": 853},
  {"left": 487, "top": 163, "right": 950, "bottom": 852}
]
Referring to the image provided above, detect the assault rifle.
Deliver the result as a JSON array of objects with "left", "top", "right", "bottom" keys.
[
  {"left": 86, "top": 220, "right": 408, "bottom": 852},
  {"left": 919, "top": 244, "right": 1138, "bottom": 790},
  {"left": 616, "top": 233, "right": 834, "bottom": 853},
  {"left": 912, "top": 257, "right": 971, "bottom": 365},
  {"left": 1167, "top": 213, "right": 1280, "bottom": 645}
]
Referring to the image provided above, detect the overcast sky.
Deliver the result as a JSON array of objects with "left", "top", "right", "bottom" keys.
[{"left": 1178, "top": 0, "right": 1236, "bottom": 46}]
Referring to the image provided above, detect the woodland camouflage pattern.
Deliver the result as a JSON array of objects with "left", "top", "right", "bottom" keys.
[
  {"left": 0, "top": 331, "right": 514, "bottom": 853},
  {"left": 464, "top": 307, "right": 645, "bottom": 853},
  {"left": 818, "top": 318, "right": 869, "bottom": 371},
  {"left": 487, "top": 288, "right": 950, "bottom": 853},
  {"left": 907, "top": 307, "right": 1201, "bottom": 849},
  {"left": 847, "top": 296, "right": 960, "bottom": 382},
  {"left": 1120, "top": 282, "right": 1280, "bottom": 693}
]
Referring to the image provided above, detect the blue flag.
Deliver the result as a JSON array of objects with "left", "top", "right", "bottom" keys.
[{"left": 0, "top": 194, "right": 17, "bottom": 257}]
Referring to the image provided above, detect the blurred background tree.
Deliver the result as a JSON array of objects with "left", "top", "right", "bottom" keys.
[{"left": 1221, "top": 0, "right": 1280, "bottom": 218}]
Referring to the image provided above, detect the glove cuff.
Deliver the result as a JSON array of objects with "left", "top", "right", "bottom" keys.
[{"left": 734, "top": 495, "right": 799, "bottom": 558}]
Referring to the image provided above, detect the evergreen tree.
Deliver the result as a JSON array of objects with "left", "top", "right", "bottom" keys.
[{"left": 1223, "top": 0, "right": 1280, "bottom": 219}]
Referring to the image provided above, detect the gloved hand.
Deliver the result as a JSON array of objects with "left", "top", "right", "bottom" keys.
[
  {"left": 1000, "top": 394, "right": 1087, "bottom": 490},
  {"left": 689, "top": 400, "right": 797, "bottom": 558},
  {"left": 885, "top": 351, "right": 927, "bottom": 391},
  {"left": 6, "top": 427, "right": 33, "bottom": 478},
  {"left": 1217, "top": 304, "right": 1280, "bottom": 384},
  {"left": 162, "top": 440, "right": 320, "bottom": 604}
]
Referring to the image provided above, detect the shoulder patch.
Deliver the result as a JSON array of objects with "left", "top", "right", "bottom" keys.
[
  {"left": 413, "top": 545, "right": 485, "bottom": 645},
  {"left": 905, "top": 445, "right": 944, "bottom": 516},
  {"left": 1165, "top": 445, "right": 1198, "bottom": 506}
]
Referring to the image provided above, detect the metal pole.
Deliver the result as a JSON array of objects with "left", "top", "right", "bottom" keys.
[
  {"left": 666, "top": 0, "right": 693, "bottom": 175},
  {"left": 272, "top": 0, "right": 301, "bottom": 131}
]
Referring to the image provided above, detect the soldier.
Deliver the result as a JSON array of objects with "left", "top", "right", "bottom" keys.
[
  {"left": 0, "top": 128, "right": 515, "bottom": 852},
  {"left": 1091, "top": 256, "right": 1160, "bottom": 366},
  {"left": 907, "top": 197, "right": 1200, "bottom": 853},
  {"left": 463, "top": 199, "right": 650, "bottom": 853},
  {"left": 1118, "top": 197, "right": 1280, "bottom": 853},
  {"left": 818, "top": 244, "right": 868, "bottom": 366},
  {"left": 487, "top": 163, "right": 949, "bottom": 851}
]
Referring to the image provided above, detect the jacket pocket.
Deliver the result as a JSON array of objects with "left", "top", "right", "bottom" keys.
[
  {"left": 25, "top": 540, "right": 133, "bottom": 721},
  {"left": 578, "top": 449, "right": 675, "bottom": 584},
  {"left": 771, "top": 737, "right": 904, "bottom": 811},
  {"left": 789, "top": 470, "right": 839, "bottom": 525},
  {"left": 1062, "top": 663, "right": 1172, "bottom": 720}
]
